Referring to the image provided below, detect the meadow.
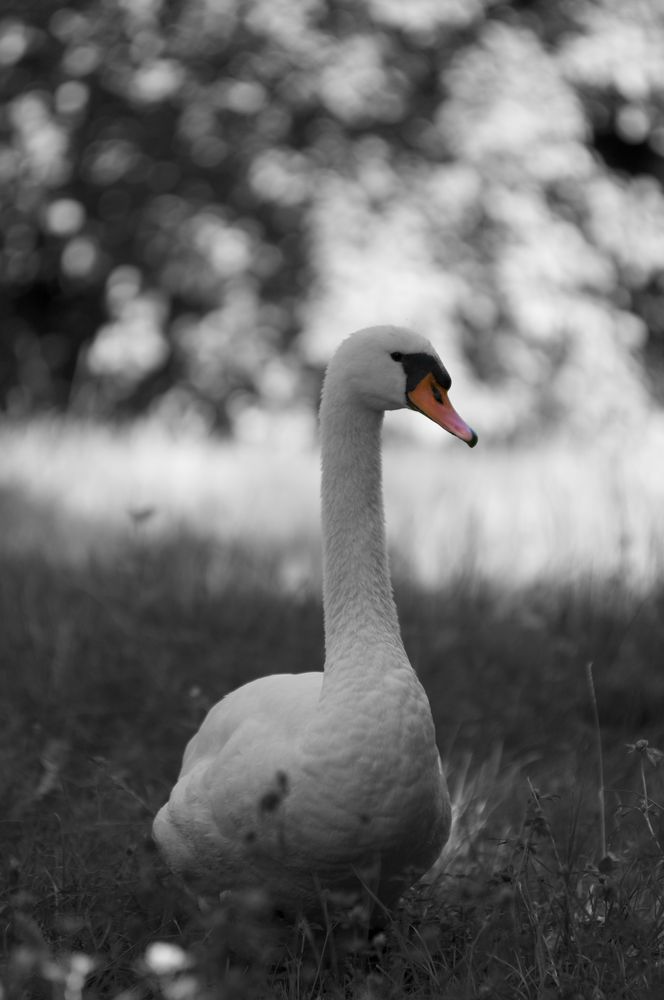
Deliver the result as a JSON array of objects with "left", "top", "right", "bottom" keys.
[{"left": 1, "top": 417, "right": 664, "bottom": 999}]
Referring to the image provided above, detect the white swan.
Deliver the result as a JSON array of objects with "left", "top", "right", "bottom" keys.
[{"left": 153, "top": 325, "right": 477, "bottom": 919}]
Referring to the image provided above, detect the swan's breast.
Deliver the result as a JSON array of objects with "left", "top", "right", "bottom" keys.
[{"left": 293, "top": 661, "right": 449, "bottom": 869}]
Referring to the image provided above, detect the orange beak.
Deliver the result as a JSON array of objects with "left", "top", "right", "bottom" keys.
[{"left": 407, "top": 373, "right": 478, "bottom": 447}]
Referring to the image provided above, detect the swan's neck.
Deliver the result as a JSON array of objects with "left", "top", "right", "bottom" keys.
[{"left": 320, "top": 386, "right": 404, "bottom": 668}]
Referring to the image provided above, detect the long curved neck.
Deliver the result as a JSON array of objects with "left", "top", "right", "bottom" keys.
[{"left": 319, "top": 381, "right": 404, "bottom": 668}]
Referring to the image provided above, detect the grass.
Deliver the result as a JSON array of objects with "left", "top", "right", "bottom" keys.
[{"left": 1, "top": 417, "right": 664, "bottom": 998}]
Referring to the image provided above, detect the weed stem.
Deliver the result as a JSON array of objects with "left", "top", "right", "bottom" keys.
[{"left": 586, "top": 661, "right": 606, "bottom": 859}]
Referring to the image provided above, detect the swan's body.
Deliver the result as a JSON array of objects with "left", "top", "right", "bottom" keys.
[{"left": 153, "top": 326, "right": 477, "bottom": 918}]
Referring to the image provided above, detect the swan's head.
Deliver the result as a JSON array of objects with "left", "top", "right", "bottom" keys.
[{"left": 326, "top": 326, "right": 478, "bottom": 447}]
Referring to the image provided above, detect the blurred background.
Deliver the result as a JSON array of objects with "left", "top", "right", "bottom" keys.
[{"left": 1, "top": 0, "right": 663, "bottom": 585}]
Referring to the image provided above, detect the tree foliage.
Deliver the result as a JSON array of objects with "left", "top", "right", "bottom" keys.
[{"left": 1, "top": 0, "right": 663, "bottom": 438}]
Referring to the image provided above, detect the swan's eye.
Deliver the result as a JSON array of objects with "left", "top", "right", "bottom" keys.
[
  {"left": 390, "top": 351, "right": 403, "bottom": 362},
  {"left": 432, "top": 382, "right": 443, "bottom": 404}
]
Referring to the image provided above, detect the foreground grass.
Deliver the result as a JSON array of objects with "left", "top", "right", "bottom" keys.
[{"left": 1, "top": 530, "right": 664, "bottom": 999}]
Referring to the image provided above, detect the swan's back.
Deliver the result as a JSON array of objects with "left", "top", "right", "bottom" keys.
[
  {"left": 179, "top": 672, "right": 323, "bottom": 777},
  {"left": 153, "top": 672, "right": 323, "bottom": 888}
]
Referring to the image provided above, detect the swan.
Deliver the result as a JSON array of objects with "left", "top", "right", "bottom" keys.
[{"left": 153, "top": 325, "right": 477, "bottom": 920}]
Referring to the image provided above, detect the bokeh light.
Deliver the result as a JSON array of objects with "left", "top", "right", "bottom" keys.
[{"left": 0, "top": 0, "right": 662, "bottom": 437}]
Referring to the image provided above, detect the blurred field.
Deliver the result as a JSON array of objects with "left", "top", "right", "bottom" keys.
[
  {"left": 1, "top": 416, "right": 663, "bottom": 591},
  {"left": 2, "top": 416, "right": 664, "bottom": 998}
]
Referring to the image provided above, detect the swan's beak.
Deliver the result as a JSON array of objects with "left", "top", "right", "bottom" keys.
[{"left": 407, "top": 373, "right": 478, "bottom": 447}]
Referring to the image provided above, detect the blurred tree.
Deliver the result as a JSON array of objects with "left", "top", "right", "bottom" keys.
[{"left": 0, "top": 0, "right": 663, "bottom": 437}]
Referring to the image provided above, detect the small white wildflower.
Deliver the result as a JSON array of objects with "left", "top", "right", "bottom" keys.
[
  {"left": 143, "top": 942, "right": 190, "bottom": 976},
  {"left": 63, "top": 953, "right": 96, "bottom": 1000}
]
